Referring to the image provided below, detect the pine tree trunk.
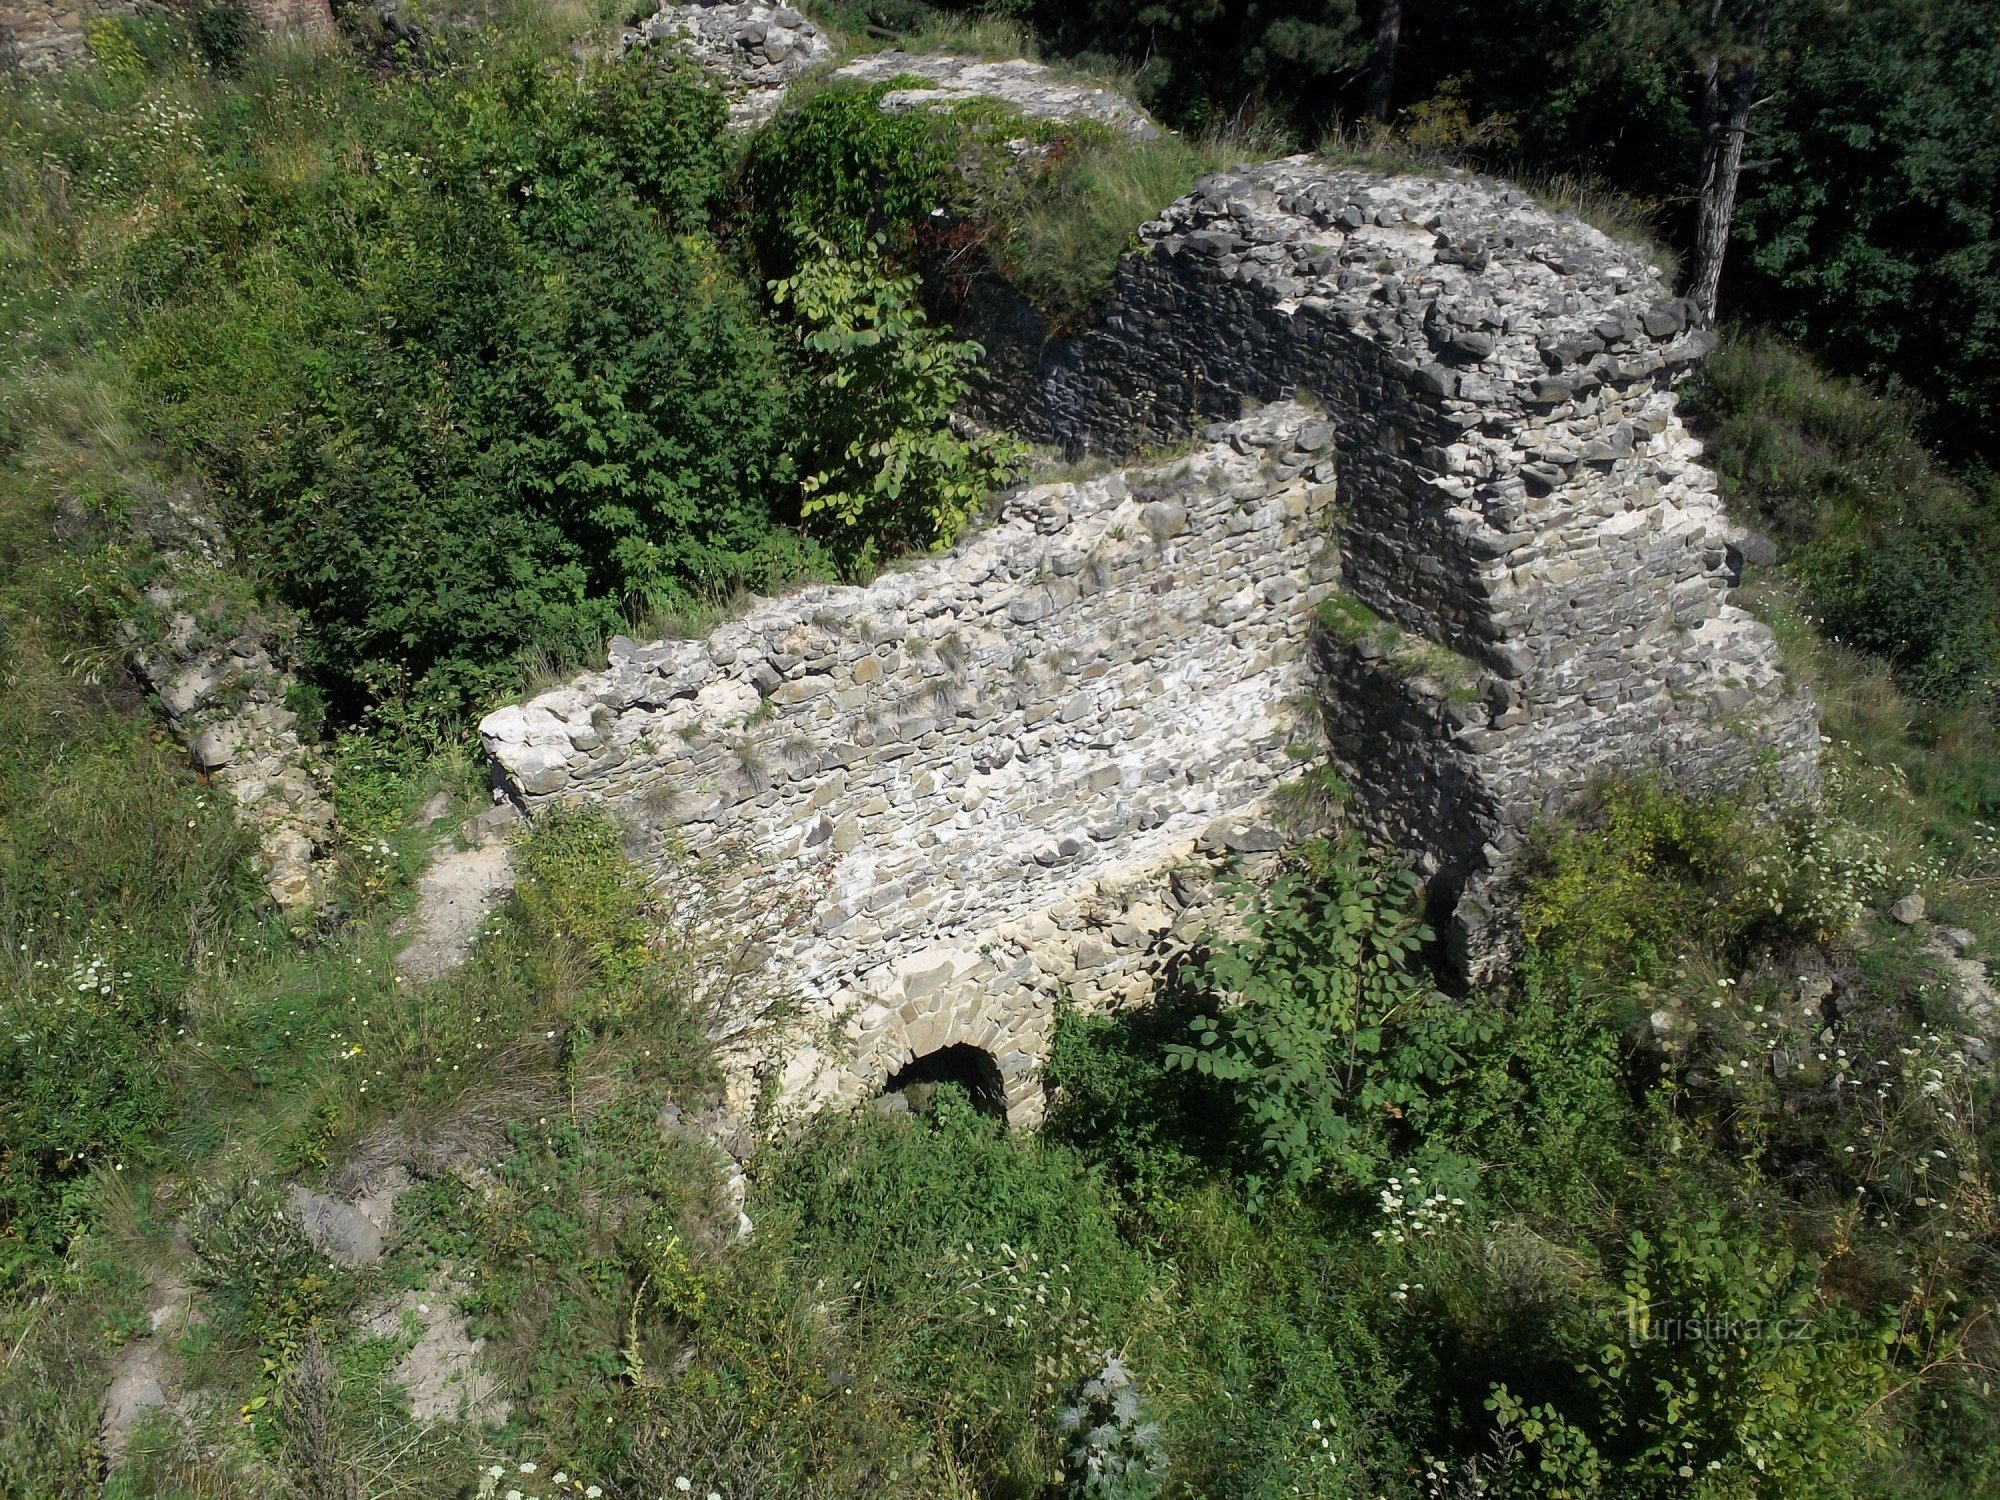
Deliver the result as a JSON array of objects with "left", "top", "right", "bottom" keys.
[{"left": 1364, "top": 0, "right": 1405, "bottom": 123}]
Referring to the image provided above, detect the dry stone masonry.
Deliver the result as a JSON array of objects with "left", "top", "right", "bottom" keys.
[
  {"left": 627, "top": 4, "right": 1155, "bottom": 138},
  {"left": 981, "top": 157, "right": 1819, "bottom": 968},
  {"left": 483, "top": 407, "right": 1337, "bottom": 1125},
  {"left": 627, "top": 2, "right": 833, "bottom": 128}
]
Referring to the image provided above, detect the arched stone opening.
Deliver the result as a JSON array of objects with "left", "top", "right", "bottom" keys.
[{"left": 882, "top": 1043, "right": 1008, "bottom": 1120}]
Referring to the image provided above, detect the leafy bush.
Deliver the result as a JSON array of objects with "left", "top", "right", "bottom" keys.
[
  {"left": 752, "top": 1088, "right": 1150, "bottom": 1485},
  {"left": 189, "top": 0, "right": 255, "bottom": 73},
  {"left": 0, "top": 962, "right": 178, "bottom": 1269},
  {"left": 1061, "top": 1353, "right": 1168, "bottom": 1498},
  {"left": 128, "top": 50, "right": 810, "bottom": 721},
  {"left": 1164, "top": 836, "right": 1448, "bottom": 1200},
  {"left": 1796, "top": 528, "right": 1997, "bottom": 705},
  {"left": 511, "top": 807, "right": 654, "bottom": 983},
  {"left": 771, "top": 235, "right": 1021, "bottom": 560},
  {"left": 1488, "top": 1216, "right": 1894, "bottom": 1497},
  {"left": 742, "top": 84, "right": 961, "bottom": 273},
  {"left": 1517, "top": 780, "right": 1857, "bottom": 983},
  {"left": 187, "top": 1179, "right": 352, "bottom": 1353}
]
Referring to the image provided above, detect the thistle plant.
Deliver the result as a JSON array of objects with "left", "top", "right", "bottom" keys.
[{"left": 1060, "top": 1353, "right": 1167, "bottom": 1499}]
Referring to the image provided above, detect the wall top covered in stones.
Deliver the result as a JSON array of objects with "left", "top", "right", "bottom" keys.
[
  {"left": 1030, "top": 155, "right": 1717, "bottom": 457},
  {"left": 628, "top": 2, "right": 834, "bottom": 128},
  {"left": 832, "top": 50, "right": 1158, "bottom": 138},
  {"left": 628, "top": 4, "right": 1158, "bottom": 136}
]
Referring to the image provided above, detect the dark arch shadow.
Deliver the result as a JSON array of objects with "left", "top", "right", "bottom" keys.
[{"left": 882, "top": 1043, "right": 1007, "bottom": 1120}]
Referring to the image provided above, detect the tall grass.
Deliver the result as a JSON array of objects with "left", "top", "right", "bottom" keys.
[{"left": 987, "top": 120, "right": 1288, "bottom": 330}]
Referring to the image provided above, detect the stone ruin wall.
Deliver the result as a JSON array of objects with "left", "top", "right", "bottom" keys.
[
  {"left": 485, "top": 150, "right": 1822, "bottom": 1118},
  {"left": 1, "top": 0, "right": 333, "bottom": 70},
  {"left": 483, "top": 408, "right": 1339, "bottom": 1126},
  {"left": 469, "top": 37, "right": 1821, "bottom": 1117},
  {"left": 979, "top": 158, "right": 1821, "bottom": 965}
]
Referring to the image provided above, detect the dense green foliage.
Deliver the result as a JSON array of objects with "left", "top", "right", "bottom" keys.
[
  {"left": 1687, "top": 333, "right": 1999, "bottom": 708},
  {"left": 947, "top": 0, "right": 2000, "bottom": 459},
  {"left": 130, "top": 52, "right": 806, "bottom": 719},
  {"left": 1164, "top": 837, "right": 1446, "bottom": 1200},
  {"left": 2, "top": 12, "right": 1017, "bottom": 727},
  {"left": 772, "top": 235, "right": 1022, "bottom": 560},
  {"left": 1733, "top": 0, "right": 2000, "bottom": 446}
]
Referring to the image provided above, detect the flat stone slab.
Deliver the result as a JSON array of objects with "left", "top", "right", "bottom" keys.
[
  {"left": 832, "top": 51, "right": 1159, "bottom": 138},
  {"left": 395, "top": 840, "right": 515, "bottom": 982}
]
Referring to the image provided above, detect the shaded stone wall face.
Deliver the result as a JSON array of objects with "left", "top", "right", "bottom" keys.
[
  {"left": 985, "top": 158, "right": 1821, "bottom": 964},
  {"left": 482, "top": 407, "right": 1339, "bottom": 1124}
]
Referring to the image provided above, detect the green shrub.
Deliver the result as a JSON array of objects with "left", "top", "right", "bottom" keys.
[
  {"left": 772, "top": 234, "right": 1021, "bottom": 560},
  {"left": 0, "top": 970, "right": 177, "bottom": 1270},
  {"left": 1164, "top": 836, "right": 1447, "bottom": 1201},
  {"left": 189, "top": 0, "right": 256, "bottom": 73},
  {"left": 187, "top": 1179, "right": 352, "bottom": 1353},
  {"left": 128, "top": 52, "right": 809, "bottom": 721},
  {"left": 1517, "top": 780, "right": 1856, "bottom": 983},
  {"left": 753, "top": 1088, "right": 1150, "bottom": 1486},
  {"left": 1796, "top": 528, "right": 1998, "bottom": 705},
  {"left": 1060, "top": 1353, "right": 1168, "bottom": 1498},
  {"left": 1045, "top": 997, "right": 1238, "bottom": 1200},
  {"left": 511, "top": 807, "right": 654, "bottom": 983},
  {"left": 1487, "top": 1215, "right": 1894, "bottom": 1498},
  {"left": 742, "top": 84, "right": 961, "bottom": 273}
]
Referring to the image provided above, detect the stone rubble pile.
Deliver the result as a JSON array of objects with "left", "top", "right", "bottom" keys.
[
  {"left": 628, "top": 2, "right": 833, "bottom": 127},
  {"left": 628, "top": 6, "right": 1158, "bottom": 138}
]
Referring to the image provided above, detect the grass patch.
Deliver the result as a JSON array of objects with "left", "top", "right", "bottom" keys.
[
  {"left": 1689, "top": 330, "right": 2000, "bottom": 707},
  {"left": 1316, "top": 588, "right": 1483, "bottom": 702}
]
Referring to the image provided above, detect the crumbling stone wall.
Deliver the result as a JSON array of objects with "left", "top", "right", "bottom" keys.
[
  {"left": 125, "top": 494, "right": 334, "bottom": 910},
  {"left": 981, "top": 159, "right": 1820, "bottom": 967},
  {"left": 2, "top": 0, "right": 334, "bottom": 71},
  {"left": 482, "top": 406, "right": 1337, "bottom": 1125}
]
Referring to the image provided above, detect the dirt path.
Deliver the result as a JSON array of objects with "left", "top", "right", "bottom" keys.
[{"left": 395, "top": 822, "right": 516, "bottom": 982}]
